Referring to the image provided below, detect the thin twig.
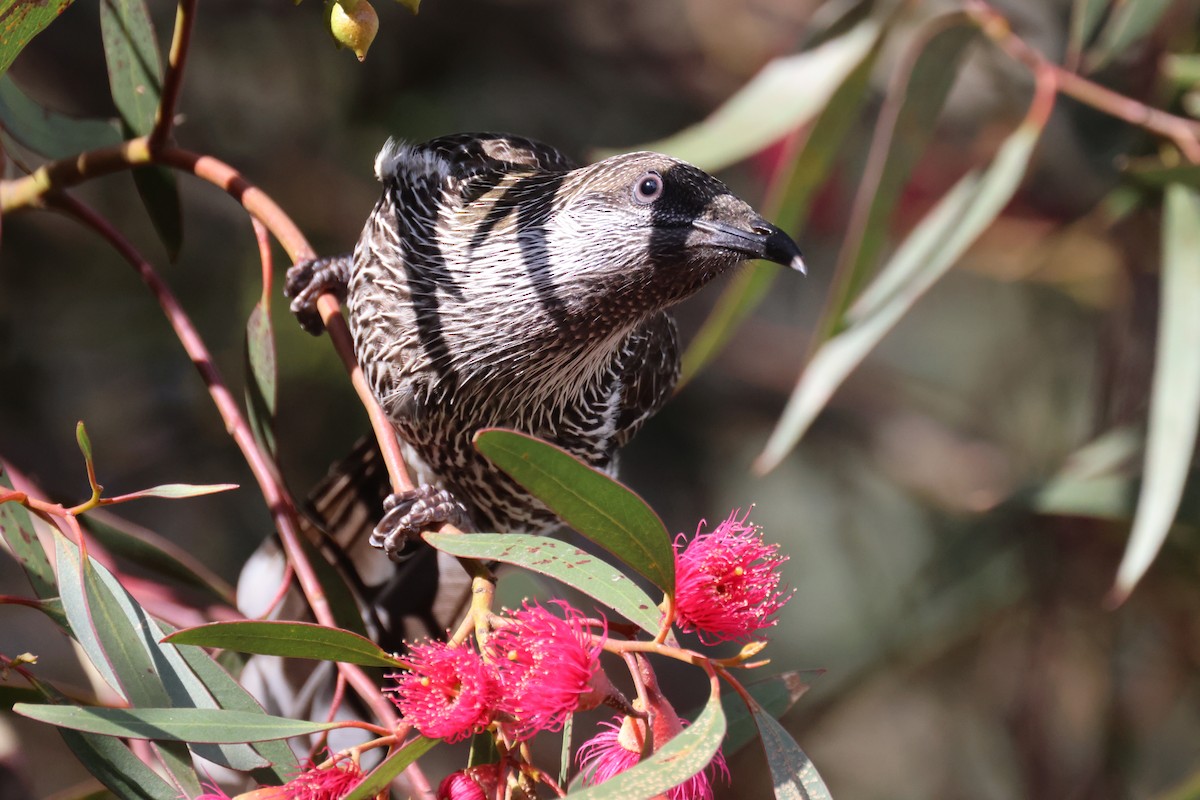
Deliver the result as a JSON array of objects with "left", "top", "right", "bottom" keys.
[
  {"left": 48, "top": 193, "right": 399, "bottom": 729},
  {"left": 149, "top": 0, "right": 197, "bottom": 153},
  {"left": 966, "top": 0, "right": 1200, "bottom": 163}
]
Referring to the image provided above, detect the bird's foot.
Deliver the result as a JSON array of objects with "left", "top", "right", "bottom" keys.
[
  {"left": 370, "top": 486, "right": 471, "bottom": 562},
  {"left": 285, "top": 254, "right": 353, "bottom": 335}
]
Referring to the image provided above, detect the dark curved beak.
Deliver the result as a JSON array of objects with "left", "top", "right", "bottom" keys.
[{"left": 691, "top": 215, "right": 806, "bottom": 274}]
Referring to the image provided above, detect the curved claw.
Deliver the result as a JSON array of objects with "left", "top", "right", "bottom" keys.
[
  {"left": 285, "top": 255, "right": 353, "bottom": 335},
  {"left": 370, "top": 485, "right": 471, "bottom": 562}
]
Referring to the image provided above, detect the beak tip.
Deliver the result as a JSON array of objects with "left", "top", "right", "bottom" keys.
[{"left": 790, "top": 255, "right": 807, "bottom": 275}]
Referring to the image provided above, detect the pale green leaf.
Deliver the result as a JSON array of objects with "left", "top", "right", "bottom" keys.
[
  {"left": 756, "top": 113, "right": 1046, "bottom": 472},
  {"left": 1112, "top": 184, "right": 1200, "bottom": 601}
]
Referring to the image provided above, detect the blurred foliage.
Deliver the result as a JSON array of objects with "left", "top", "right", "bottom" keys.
[{"left": 1, "top": 0, "right": 1200, "bottom": 798}]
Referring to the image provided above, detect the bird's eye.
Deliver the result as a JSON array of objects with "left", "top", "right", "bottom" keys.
[{"left": 633, "top": 172, "right": 664, "bottom": 205}]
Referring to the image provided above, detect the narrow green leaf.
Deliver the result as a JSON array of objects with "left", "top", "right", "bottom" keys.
[
  {"left": 1068, "top": 0, "right": 1111, "bottom": 59},
  {"left": 99, "top": 0, "right": 161, "bottom": 135},
  {"left": 1112, "top": 184, "right": 1200, "bottom": 601},
  {"left": 75, "top": 551, "right": 202, "bottom": 792},
  {"left": 82, "top": 512, "right": 235, "bottom": 605},
  {"left": 680, "top": 30, "right": 882, "bottom": 385},
  {"left": 754, "top": 708, "right": 831, "bottom": 800},
  {"left": 757, "top": 112, "right": 1046, "bottom": 472},
  {"left": 108, "top": 482, "right": 238, "bottom": 501},
  {"left": 605, "top": 16, "right": 881, "bottom": 172},
  {"left": 53, "top": 532, "right": 122, "bottom": 694},
  {"left": 1085, "top": 0, "right": 1172, "bottom": 72},
  {"left": 169, "top": 628, "right": 299, "bottom": 780},
  {"left": 62, "top": 727, "right": 181, "bottom": 800},
  {"left": 132, "top": 165, "right": 184, "bottom": 261},
  {"left": 21, "top": 672, "right": 179, "bottom": 800},
  {"left": 425, "top": 532, "right": 664, "bottom": 635},
  {"left": 59, "top": 531, "right": 266, "bottom": 772},
  {"left": 99, "top": 0, "right": 181, "bottom": 259},
  {"left": 474, "top": 429, "right": 674, "bottom": 594},
  {"left": 245, "top": 301, "right": 278, "bottom": 456},
  {"left": 0, "top": 469, "right": 57, "bottom": 599},
  {"left": 14, "top": 704, "right": 338, "bottom": 742},
  {"left": 817, "top": 15, "right": 978, "bottom": 346},
  {"left": 0, "top": 0, "right": 75, "bottom": 78},
  {"left": 165, "top": 620, "right": 404, "bottom": 668},
  {"left": 342, "top": 736, "right": 438, "bottom": 800},
  {"left": 570, "top": 693, "right": 726, "bottom": 800}
]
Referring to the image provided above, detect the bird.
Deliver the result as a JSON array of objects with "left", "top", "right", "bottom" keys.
[{"left": 285, "top": 132, "right": 805, "bottom": 562}]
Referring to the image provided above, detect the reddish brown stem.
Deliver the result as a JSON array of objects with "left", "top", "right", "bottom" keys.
[
  {"left": 48, "top": 192, "right": 398, "bottom": 729},
  {"left": 966, "top": 0, "right": 1200, "bottom": 162}
]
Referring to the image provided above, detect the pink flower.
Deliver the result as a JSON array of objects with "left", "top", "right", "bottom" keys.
[
  {"left": 436, "top": 764, "right": 501, "bottom": 800},
  {"left": 673, "top": 509, "right": 792, "bottom": 643},
  {"left": 485, "top": 601, "right": 608, "bottom": 740},
  {"left": 389, "top": 641, "right": 499, "bottom": 743},
  {"left": 279, "top": 758, "right": 363, "bottom": 799},
  {"left": 576, "top": 714, "right": 643, "bottom": 786},
  {"left": 577, "top": 714, "right": 728, "bottom": 800}
]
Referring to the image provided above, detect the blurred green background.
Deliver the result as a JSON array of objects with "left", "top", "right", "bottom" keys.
[{"left": 3, "top": 0, "right": 1200, "bottom": 798}]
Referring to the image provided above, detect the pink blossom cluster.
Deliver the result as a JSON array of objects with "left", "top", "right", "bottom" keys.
[{"left": 389, "top": 600, "right": 607, "bottom": 744}]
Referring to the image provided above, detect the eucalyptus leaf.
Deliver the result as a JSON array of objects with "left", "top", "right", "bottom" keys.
[{"left": 474, "top": 429, "right": 674, "bottom": 594}]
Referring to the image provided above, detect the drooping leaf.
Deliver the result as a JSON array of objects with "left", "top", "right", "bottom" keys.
[
  {"left": 569, "top": 691, "right": 726, "bottom": 800},
  {"left": 0, "top": 0, "right": 76, "bottom": 78},
  {"left": 425, "top": 532, "right": 664, "bottom": 635},
  {"left": 756, "top": 106, "right": 1048, "bottom": 472},
  {"left": 14, "top": 704, "right": 339, "bottom": 742},
  {"left": 1112, "top": 184, "right": 1200, "bottom": 601},
  {"left": 99, "top": 0, "right": 161, "bottom": 135},
  {"left": 342, "top": 736, "right": 438, "bottom": 800},
  {"left": 0, "top": 469, "right": 56, "bottom": 599},
  {"left": 99, "top": 0, "right": 182, "bottom": 259},
  {"left": 245, "top": 300, "right": 278, "bottom": 456},
  {"left": 816, "top": 14, "right": 978, "bottom": 346},
  {"left": 165, "top": 621, "right": 404, "bottom": 668},
  {"left": 680, "top": 29, "right": 882, "bottom": 385},
  {"left": 754, "top": 707, "right": 831, "bottom": 800},
  {"left": 474, "top": 429, "right": 675, "bottom": 594},
  {"left": 604, "top": 15, "right": 882, "bottom": 172},
  {"left": 132, "top": 165, "right": 184, "bottom": 261},
  {"left": 719, "top": 672, "right": 813, "bottom": 756}
]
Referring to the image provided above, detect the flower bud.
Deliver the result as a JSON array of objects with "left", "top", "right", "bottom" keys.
[{"left": 330, "top": 0, "right": 378, "bottom": 61}]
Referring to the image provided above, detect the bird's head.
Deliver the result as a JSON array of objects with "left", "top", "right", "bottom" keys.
[{"left": 542, "top": 151, "right": 805, "bottom": 316}]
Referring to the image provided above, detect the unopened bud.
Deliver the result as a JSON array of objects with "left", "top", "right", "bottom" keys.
[{"left": 330, "top": 0, "right": 378, "bottom": 61}]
